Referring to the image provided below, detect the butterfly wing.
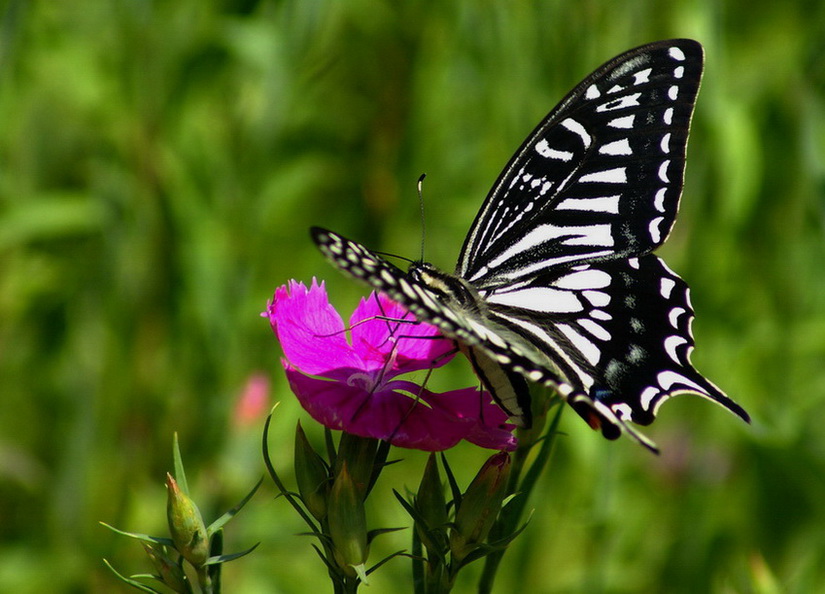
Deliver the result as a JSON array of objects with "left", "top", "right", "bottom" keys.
[
  {"left": 453, "top": 39, "right": 747, "bottom": 436},
  {"left": 458, "top": 40, "right": 704, "bottom": 288},
  {"left": 480, "top": 255, "right": 750, "bottom": 428}
]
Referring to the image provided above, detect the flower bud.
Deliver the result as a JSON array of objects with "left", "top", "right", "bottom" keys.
[
  {"left": 142, "top": 543, "right": 191, "bottom": 593},
  {"left": 414, "top": 454, "right": 448, "bottom": 553},
  {"left": 449, "top": 452, "right": 511, "bottom": 563},
  {"left": 328, "top": 462, "right": 368, "bottom": 575},
  {"left": 334, "top": 433, "right": 377, "bottom": 498},
  {"left": 294, "top": 421, "right": 330, "bottom": 520},
  {"left": 166, "top": 473, "right": 209, "bottom": 566}
]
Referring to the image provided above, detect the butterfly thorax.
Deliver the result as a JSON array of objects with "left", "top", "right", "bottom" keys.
[{"left": 408, "top": 262, "right": 485, "bottom": 313}]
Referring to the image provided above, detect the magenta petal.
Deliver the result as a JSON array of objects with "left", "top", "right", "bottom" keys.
[
  {"left": 464, "top": 418, "right": 518, "bottom": 451},
  {"left": 286, "top": 366, "right": 515, "bottom": 452},
  {"left": 266, "top": 280, "right": 363, "bottom": 377},
  {"left": 286, "top": 369, "right": 463, "bottom": 450},
  {"left": 350, "top": 293, "right": 455, "bottom": 376},
  {"left": 285, "top": 367, "right": 371, "bottom": 432},
  {"left": 427, "top": 388, "right": 518, "bottom": 451}
]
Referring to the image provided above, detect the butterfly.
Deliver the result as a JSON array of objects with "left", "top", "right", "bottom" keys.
[{"left": 310, "top": 39, "right": 749, "bottom": 451}]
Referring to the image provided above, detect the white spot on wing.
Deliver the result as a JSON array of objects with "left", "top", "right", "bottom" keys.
[
  {"left": 654, "top": 188, "right": 667, "bottom": 212},
  {"left": 668, "top": 307, "right": 686, "bottom": 328},
  {"left": 669, "top": 46, "right": 686, "bottom": 61},
  {"left": 633, "top": 68, "right": 652, "bottom": 85},
  {"left": 660, "top": 277, "right": 676, "bottom": 299},
  {"left": 590, "top": 308, "right": 612, "bottom": 320},
  {"left": 608, "top": 114, "right": 635, "bottom": 129},
  {"left": 585, "top": 84, "right": 601, "bottom": 99},
  {"left": 664, "top": 335, "right": 688, "bottom": 363},
  {"left": 668, "top": 85, "right": 679, "bottom": 101},
  {"left": 660, "top": 133, "right": 671, "bottom": 154},
  {"left": 555, "top": 268, "right": 611, "bottom": 290},
  {"left": 599, "top": 138, "right": 632, "bottom": 156},
  {"left": 674, "top": 65, "right": 684, "bottom": 79},
  {"left": 649, "top": 216, "right": 664, "bottom": 243},
  {"left": 486, "top": 286, "right": 583, "bottom": 313},
  {"left": 556, "top": 195, "right": 620, "bottom": 214},
  {"left": 536, "top": 139, "right": 574, "bottom": 161},
  {"left": 658, "top": 370, "right": 705, "bottom": 393},
  {"left": 583, "top": 290, "right": 610, "bottom": 307},
  {"left": 612, "top": 403, "right": 634, "bottom": 419},
  {"left": 557, "top": 323, "right": 600, "bottom": 366},
  {"left": 561, "top": 118, "right": 592, "bottom": 148},
  {"left": 663, "top": 107, "right": 674, "bottom": 125},
  {"left": 580, "top": 168, "right": 627, "bottom": 184},
  {"left": 640, "top": 386, "right": 660, "bottom": 409},
  {"left": 658, "top": 160, "right": 670, "bottom": 183},
  {"left": 579, "top": 318, "right": 611, "bottom": 341}
]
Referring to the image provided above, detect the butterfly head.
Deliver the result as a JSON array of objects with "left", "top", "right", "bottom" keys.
[{"left": 409, "top": 262, "right": 481, "bottom": 310}]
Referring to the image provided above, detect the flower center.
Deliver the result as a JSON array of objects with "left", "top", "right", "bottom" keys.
[{"left": 346, "top": 372, "right": 378, "bottom": 393}]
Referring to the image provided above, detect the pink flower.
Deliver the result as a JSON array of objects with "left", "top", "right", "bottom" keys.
[
  {"left": 232, "top": 373, "right": 271, "bottom": 429},
  {"left": 264, "top": 280, "right": 516, "bottom": 452}
]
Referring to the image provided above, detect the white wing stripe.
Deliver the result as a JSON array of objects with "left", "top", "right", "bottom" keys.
[
  {"left": 555, "top": 268, "right": 611, "bottom": 290},
  {"left": 580, "top": 168, "right": 627, "bottom": 184},
  {"left": 556, "top": 195, "right": 620, "bottom": 213},
  {"left": 608, "top": 114, "right": 635, "bottom": 128},
  {"left": 599, "top": 139, "right": 633, "bottom": 156},
  {"left": 536, "top": 139, "right": 574, "bottom": 161},
  {"left": 557, "top": 323, "right": 601, "bottom": 366},
  {"left": 560, "top": 118, "right": 592, "bottom": 148},
  {"left": 579, "top": 318, "right": 611, "bottom": 341},
  {"left": 487, "top": 286, "right": 583, "bottom": 313}
]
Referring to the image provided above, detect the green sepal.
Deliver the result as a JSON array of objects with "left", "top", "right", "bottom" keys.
[
  {"left": 166, "top": 473, "right": 209, "bottom": 566},
  {"left": 328, "top": 462, "right": 368, "bottom": 571},
  {"left": 294, "top": 421, "right": 330, "bottom": 521}
]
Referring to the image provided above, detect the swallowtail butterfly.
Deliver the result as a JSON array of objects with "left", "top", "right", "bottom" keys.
[{"left": 311, "top": 39, "right": 749, "bottom": 451}]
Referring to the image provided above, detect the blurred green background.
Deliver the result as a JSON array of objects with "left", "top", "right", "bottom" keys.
[{"left": 2, "top": 1, "right": 824, "bottom": 592}]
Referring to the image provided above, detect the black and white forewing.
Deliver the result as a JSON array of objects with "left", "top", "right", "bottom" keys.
[
  {"left": 458, "top": 40, "right": 704, "bottom": 288},
  {"left": 480, "top": 254, "right": 749, "bottom": 427}
]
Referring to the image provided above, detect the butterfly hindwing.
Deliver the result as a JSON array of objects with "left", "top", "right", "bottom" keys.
[{"left": 479, "top": 255, "right": 749, "bottom": 427}]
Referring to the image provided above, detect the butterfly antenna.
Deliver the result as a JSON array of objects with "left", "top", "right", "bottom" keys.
[{"left": 417, "top": 173, "right": 427, "bottom": 262}]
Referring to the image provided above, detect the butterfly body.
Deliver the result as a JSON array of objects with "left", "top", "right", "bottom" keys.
[{"left": 311, "top": 40, "right": 749, "bottom": 451}]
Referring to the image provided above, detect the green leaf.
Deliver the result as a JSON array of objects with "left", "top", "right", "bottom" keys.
[
  {"left": 439, "top": 453, "right": 462, "bottom": 508},
  {"left": 99, "top": 523, "right": 175, "bottom": 547},
  {"left": 102, "top": 560, "right": 165, "bottom": 594},
  {"left": 172, "top": 432, "right": 189, "bottom": 496},
  {"left": 262, "top": 410, "right": 319, "bottom": 531},
  {"left": 203, "top": 542, "right": 261, "bottom": 565}
]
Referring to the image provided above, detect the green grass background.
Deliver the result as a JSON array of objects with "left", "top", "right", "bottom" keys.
[{"left": 2, "top": 1, "right": 824, "bottom": 592}]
